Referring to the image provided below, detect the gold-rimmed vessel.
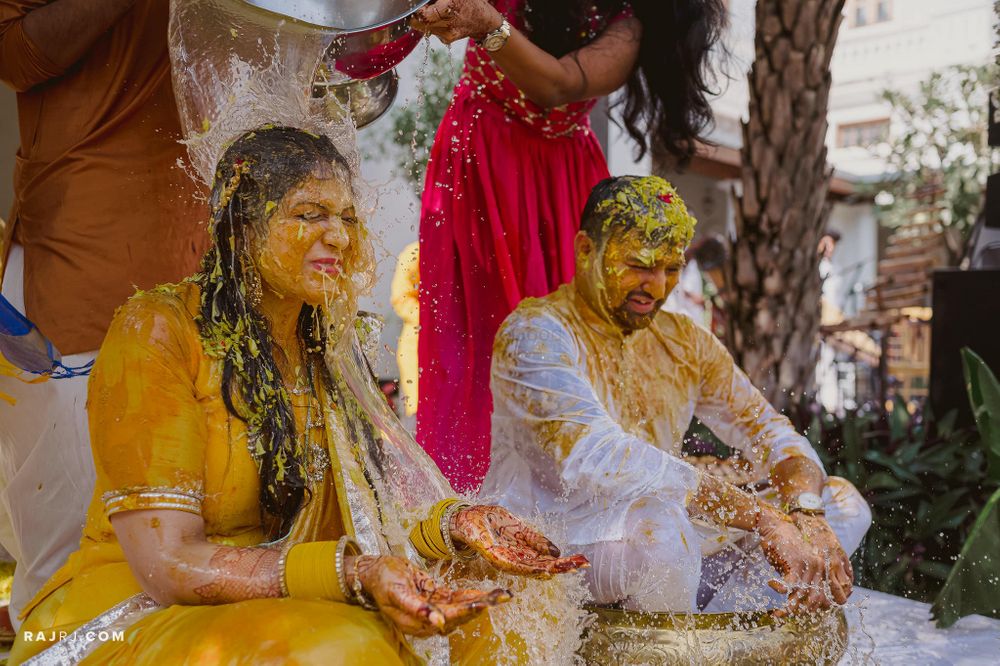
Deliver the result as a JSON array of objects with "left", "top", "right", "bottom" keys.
[{"left": 579, "top": 605, "right": 848, "bottom": 665}]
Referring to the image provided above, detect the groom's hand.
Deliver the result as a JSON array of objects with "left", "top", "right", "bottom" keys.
[
  {"left": 791, "top": 513, "right": 853, "bottom": 604},
  {"left": 756, "top": 506, "right": 835, "bottom": 617}
]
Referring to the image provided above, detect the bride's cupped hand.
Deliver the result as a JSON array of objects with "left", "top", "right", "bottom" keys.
[
  {"left": 353, "top": 555, "right": 511, "bottom": 637},
  {"left": 410, "top": 0, "right": 503, "bottom": 45},
  {"left": 451, "top": 504, "right": 590, "bottom": 578}
]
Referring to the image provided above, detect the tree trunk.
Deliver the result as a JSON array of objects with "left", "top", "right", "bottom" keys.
[{"left": 724, "top": 0, "right": 846, "bottom": 411}]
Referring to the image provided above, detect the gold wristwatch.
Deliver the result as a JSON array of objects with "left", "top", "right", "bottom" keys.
[
  {"left": 788, "top": 492, "right": 825, "bottom": 516},
  {"left": 480, "top": 17, "right": 511, "bottom": 52}
]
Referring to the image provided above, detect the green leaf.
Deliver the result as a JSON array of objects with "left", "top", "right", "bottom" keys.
[
  {"left": 898, "top": 438, "right": 924, "bottom": 465},
  {"left": 932, "top": 487, "right": 1000, "bottom": 627},
  {"left": 865, "top": 471, "right": 903, "bottom": 490},
  {"left": 917, "top": 488, "right": 968, "bottom": 537},
  {"left": 864, "top": 450, "right": 921, "bottom": 483},
  {"left": 842, "top": 415, "right": 866, "bottom": 485},
  {"left": 914, "top": 560, "right": 955, "bottom": 580},
  {"left": 889, "top": 396, "right": 910, "bottom": 442},
  {"left": 868, "top": 487, "right": 924, "bottom": 504},
  {"left": 942, "top": 507, "right": 974, "bottom": 531},
  {"left": 961, "top": 348, "right": 1000, "bottom": 481}
]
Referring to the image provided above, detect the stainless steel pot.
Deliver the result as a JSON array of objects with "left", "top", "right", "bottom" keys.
[
  {"left": 241, "top": 0, "right": 430, "bottom": 81},
  {"left": 239, "top": 0, "right": 430, "bottom": 127},
  {"left": 243, "top": 0, "right": 430, "bottom": 127},
  {"left": 241, "top": 0, "right": 430, "bottom": 32},
  {"left": 313, "top": 68, "right": 400, "bottom": 129}
]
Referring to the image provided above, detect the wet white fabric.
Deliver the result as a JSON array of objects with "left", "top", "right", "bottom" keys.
[
  {"left": 481, "top": 288, "right": 825, "bottom": 548},
  {"left": 572, "top": 479, "right": 871, "bottom": 612},
  {"left": 576, "top": 496, "right": 702, "bottom": 610},
  {"left": 0, "top": 244, "right": 97, "bottom": 627},
  {"left": 481, "top": 284, "right": 872, "bottom": 612},
  {"left": 841, "top": 587, "right": 1000, "bottom": 665}
]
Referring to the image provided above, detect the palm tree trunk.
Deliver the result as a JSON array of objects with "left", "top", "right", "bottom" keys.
[{"left": 724, "top": 0, "right": 846, "bottom": 411}]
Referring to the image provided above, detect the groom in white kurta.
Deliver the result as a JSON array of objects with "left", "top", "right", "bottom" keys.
[{"left": 481, "top": 176, "right": 871, "bottom": 613}]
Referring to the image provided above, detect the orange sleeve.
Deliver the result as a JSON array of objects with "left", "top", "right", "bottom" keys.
[
  {"left": 0, "top": 4, "right": 66, "bottom": 92},
  {"left": 89, "top": 290, "right": 209, "bottom": 518}
]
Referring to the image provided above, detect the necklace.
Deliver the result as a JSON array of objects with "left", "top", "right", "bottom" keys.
[
  {"left": 302, "top": 394, "right": 331, "bottom": 486},
  {"left": 278, "top": 364, "right": 332, "bottom": 487}
]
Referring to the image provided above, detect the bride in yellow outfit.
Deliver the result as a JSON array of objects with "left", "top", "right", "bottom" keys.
[{"left": 10, "top": 126, "right": 587, "bottom": 665}]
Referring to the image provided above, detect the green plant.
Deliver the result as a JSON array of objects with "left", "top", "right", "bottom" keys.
[
  {"left": 874, "top": 63, "right": 999, "bottom": 257},
  {"left": 684, "top": 351, "right": 999, "bottom": 607},
  {"left": 931, "top": 348, "right": 1000, "bottom": 626},
  {"left": 793, "top": 397, "right": 995, "bottom": 602},
  {"left": 376, "top": 46, "right": 462, "bottom": 194}
]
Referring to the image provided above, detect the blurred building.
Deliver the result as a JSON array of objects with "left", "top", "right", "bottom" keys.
[{"left": 830, "top": 0, "right": 995, "bottom": 178}]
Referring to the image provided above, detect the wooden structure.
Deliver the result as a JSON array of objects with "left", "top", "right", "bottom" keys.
[{"left": 821, "top": 183, "right": 948, "bottom": 408}]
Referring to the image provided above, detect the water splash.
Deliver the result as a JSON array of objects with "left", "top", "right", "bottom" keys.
[{"left": 169, "top": 1, "right": 356, "bottom": 187}]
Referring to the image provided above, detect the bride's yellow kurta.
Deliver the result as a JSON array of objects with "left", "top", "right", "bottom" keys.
[{"left": 9, "top": 283, "right": 417, "bottom": 665}]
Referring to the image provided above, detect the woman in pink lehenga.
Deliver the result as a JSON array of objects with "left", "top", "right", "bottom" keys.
[{"left": 412, "top": 0, "right": 726, "bottom": 491}]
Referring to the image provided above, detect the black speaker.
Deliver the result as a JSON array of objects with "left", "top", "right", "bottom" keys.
[
  {"left": 930, "top": 269, "right": 1000, "bottom": 426},
  {"left": 990, "top": 89, "right": 1000, "bottom": 147},
  {"left": 987, "top": 173, "right": 1000, "bottom": 229}
]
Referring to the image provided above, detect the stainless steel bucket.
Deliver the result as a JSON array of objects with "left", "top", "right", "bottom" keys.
[{"left": 240, "top": 0, "right": 431, "bottom": 127}]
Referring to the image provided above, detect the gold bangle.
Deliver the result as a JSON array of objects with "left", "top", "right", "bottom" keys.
[
  {"left": 285, "top": 541, "right": 345, "bottom": 602},
  {"left": 411, "top": 499, "right": 461, "bottom": 560}
]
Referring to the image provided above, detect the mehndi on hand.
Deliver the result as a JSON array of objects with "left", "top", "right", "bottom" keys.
[
  {"left": 410, "top": 0, "right": 504, "bottom": 44},
  {"left": 353, "top": 554, "right": 511, "bottom": 637},
  {"left": 756, "top": 506, "right": 843, "bottom": 617},
  {"left": 450, "top": 504, "right": 590, "bottom": 577},
  {"left": 791, "top": 512, "right": 854, "bottom": 604}
]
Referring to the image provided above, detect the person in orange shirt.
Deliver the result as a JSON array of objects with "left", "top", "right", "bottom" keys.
[{"left": 0, "top": 0, "right": 209, "bottom": 624}]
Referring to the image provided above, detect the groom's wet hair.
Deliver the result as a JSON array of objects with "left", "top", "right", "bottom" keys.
[
  {"left": 579, "top": 176, "right": 697, "bottom": 248},
  {"left": 579, "top": 177, "right": 624, "bottom": 242}
]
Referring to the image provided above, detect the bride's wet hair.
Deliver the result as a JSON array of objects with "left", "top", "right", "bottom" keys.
[{"left": 196, "top": 126, "right": 351, "bottom": 533}]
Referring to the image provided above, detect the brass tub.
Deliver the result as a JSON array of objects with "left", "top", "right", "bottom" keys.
[{"left": 579, "top": 606, "right": 849, "bottom": 665}]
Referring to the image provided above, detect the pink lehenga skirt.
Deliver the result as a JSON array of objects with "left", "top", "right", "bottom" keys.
[{"left": 417, "top": 76, "right": 610, "bottom": 492}]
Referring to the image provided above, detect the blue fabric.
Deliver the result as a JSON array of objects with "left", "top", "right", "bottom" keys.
[{"left": 0, "top": 294, "right": 92, "bottom": 377}]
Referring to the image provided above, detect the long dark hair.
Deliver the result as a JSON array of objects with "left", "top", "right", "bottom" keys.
[
  {"left": 196, "top": 126, "right": 352, "bottom": 533},
  {"left": 520, "top": 0, "right": 727, "bottom": 166}
]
